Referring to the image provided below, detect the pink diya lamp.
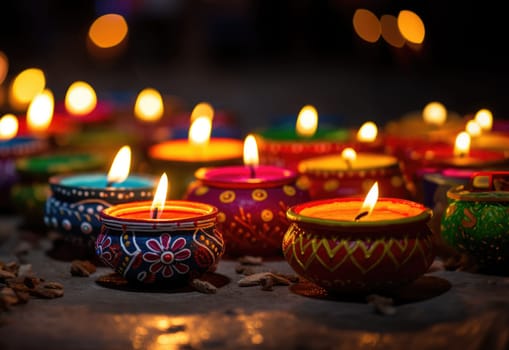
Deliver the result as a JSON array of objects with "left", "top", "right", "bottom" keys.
[
  {"left": 97, "top": 172, "right": 225, "bottom": 285},
  {"left": 185, "top": 134, "right": 311, "bottom": 258},
  {"left": 297, "top": 147, "right": 412, "bottom": 200},
  {"left": 148, "top": 112, "right": 243, "bottom": 199},
  {"left": 282, "top": 182, "right": 435, "bottom": 294}
]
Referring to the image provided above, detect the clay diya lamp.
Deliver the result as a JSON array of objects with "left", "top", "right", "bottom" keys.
[
  {"left": 256, "top": 106, "right": 383, "bottom": 171},
  {"left": 441, "top": 171, "right": 509, "bottom": 271},
  {"left": 44, "top": 146, "right": 157, "bottom": 255},
  {"left": 97, "top": 173, "right": 224, "bottom": 285},
  {"left": 297, "top": 147, "right": 412, "bottom": 200},
  {"left": 283, "top": 182, "right": 435, "bottom": 294},
  {"left": 184, "top": 135, "right": 310, "bottom": 258},
  {"left": 0, "top": 113, "right": 48, "bottom": 212},
  {"left": 148, "top": 115, "right": 243, "bottom": 199}
]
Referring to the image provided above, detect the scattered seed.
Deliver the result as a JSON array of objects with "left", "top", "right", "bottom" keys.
[{"left": 190, "top": 279, "right": 217, "bottom": 294}]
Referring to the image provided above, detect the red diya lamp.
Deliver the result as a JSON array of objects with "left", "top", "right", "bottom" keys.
[
  {"left": 384, "top": 101, "right": 464, "bottom": 159},
  {"left": 57, "top": 81, "right": 114, "bottom": 125},
  {"left": 282, "top": 182, "right": 435, "bottom": 294},
  {"left": 297, "top": 147, "right": 412, "bottom": 200},
  {"left": 148, "top": 114, "right": 243, "bottom": 199},
  {"left": 97, "top": 172, "right": 225, "bottom": 285},
  {"left": 256, "top": 106, "right": 383, "bottom": 171},
  {"left": 0, "top": 114, "right": 48, "bottom": 212},
  {"left": 184, "top": 134, "right": 311, "bottom": 258},
  {"left": 403, "top": 131, "right": 509, "bottom": 202}
]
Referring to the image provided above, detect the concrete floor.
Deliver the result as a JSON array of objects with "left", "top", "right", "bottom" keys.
[{"left": 1, "top": 215, "right": 509, "bottom": 350}]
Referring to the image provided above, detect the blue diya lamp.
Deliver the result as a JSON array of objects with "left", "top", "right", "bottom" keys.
[
  {"left": 97, "top": 200, "right": 224, "bottom": 285},
  {"left": 44, "top": 173, "right": 158, "bottom": 252},
  {"left": 441, "top": 171, "right": 509, "bottom": 271}
]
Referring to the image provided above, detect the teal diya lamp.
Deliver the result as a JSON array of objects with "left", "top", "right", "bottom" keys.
[
  {"left": 441, "top": 171, "right": 509, "bottom": 271},
  {"left": 44, "top": 146, "right": 158, "bottom": 257}
]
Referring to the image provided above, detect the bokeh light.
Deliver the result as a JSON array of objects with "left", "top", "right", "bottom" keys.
[
  {"left": 88, "top": 13, "right": 128, "bottom": 49},
  {"left": 8, "top": 68, "right": 46, "bottom": 110},
  {"left": 0, "top": 51, "right": 8, "bottom": 85},
  {"left": 134, "top": 88, "right": 164, "bottom": 122},
  {"left": 398, "top": 10, "right": 425, "bottom": 44},
  {"left": 0, "top": 114, "right": 19, "bottom": 140},
  {"left": 353, "top": 9, "right": 381, "bottom": 43},
  {"left": 380, "top": 15, "right": 405, "bottom": 48},
  {"left": 65, "top": 81, "right": 98, "bottom": 116}
]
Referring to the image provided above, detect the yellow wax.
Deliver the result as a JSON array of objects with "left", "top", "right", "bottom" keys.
[
  {"left": 300, "top": 200, "right": 422, "bottom": 221},
  {"left": 149, "top": 138, "right": 243, "bottom": 162},
  {"left": 298, "top": 153, "right": 398, "bottom": 172}
]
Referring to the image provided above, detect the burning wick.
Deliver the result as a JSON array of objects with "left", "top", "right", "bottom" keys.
[
  {"left": 341, "top": 148, "right": 357, "bottom": 170},
  {"left": 151, "top": 207, "right": 159, "bottom": 220},
  {"left": 250, "top": 165, "right": 256, "bottom": 178},
  {"left": 354, "top": 211, "right": 368, "bottom": 221}
]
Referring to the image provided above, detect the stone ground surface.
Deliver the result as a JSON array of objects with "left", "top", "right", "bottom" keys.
[{"left": 1, "top": 215, "right": 509, "bottom": 350}]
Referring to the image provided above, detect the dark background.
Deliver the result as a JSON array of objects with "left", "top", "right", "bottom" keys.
[{"left": 0, "top": 0, "right": 507, "bottom": 132}]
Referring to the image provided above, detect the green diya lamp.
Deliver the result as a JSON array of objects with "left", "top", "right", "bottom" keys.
[
  {"left": 11, "top": 151, "right": 107, "bottom": 230},
  {"left": 441, "top": 171, "right": 509, "bottom": 271}
]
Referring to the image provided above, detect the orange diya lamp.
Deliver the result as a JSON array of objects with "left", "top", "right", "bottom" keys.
[
  {"left": 148, "top": 112, "right": 243, "bottom": 199},
  {"left": 97, "top": 172, "right": 224, "bottom": 285},
  {"left": 282, "top": 182, "right": 435, "bottom": 294},
  {"left": 184, "top": 134, "right": 310, "bottom": 258},
  {"left": 297, "top": 147, "right": 412, "bottom": 200}
]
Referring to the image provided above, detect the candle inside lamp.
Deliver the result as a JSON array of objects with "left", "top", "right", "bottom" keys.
[
  {"left": 354, "top": 181, "right": 378, "bottom": 221},
  {"left": 243, "top": 134, "right": 259, "bottom": 178},
  {"left": 150, "top": 172, "right": 168, "bottom": 219}
]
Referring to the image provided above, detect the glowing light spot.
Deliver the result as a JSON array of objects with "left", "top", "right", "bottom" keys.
[
  {"left": 474, "top": 109, "right": 493, "bottom": 131},
  {"left": 65, "top": 81, "right": 97, "bottom": 116},
  {"left": 357, "top": 121, "right": 378, "bottom": 142},
  {"left": 465, "top": 119, "right": 482, "bottom": 137},
  {"left": 296, "top": 105, "right": 318, "bottom": 138},
  {"left": 0, "top": 114, "right": 18, "bottom": 140},
  {"left": 89, "top": 14, "right": 128, "bottom": 49},
  {"left": 27, "top": 89, "right": 54, "bottom": 134},
  {"left": 191, "top": 102, "right": 214, "bottom": 122},
  {"left": 398, "top": 10, "right": 425, "bottom": 44},
  {"left": 454, "top": 132, "right": 471, "bottom": 157},
  {"left": 353, "top": 9, "right": 381, "bottom": 43},
  {"left": 134, "top": 88, "right": 164, "bottom": 122},
  {"left": 0, "top": 51, "right": 8, "bottom": 85},
  {"left": 380, "top": 15, "right": 405, "bottom": 48},
  {"left": 422, "top": 101, "right": 447, "bottom": 126},
  {"left": 9, "top": 68, "right": 46, "bottom": 110}
]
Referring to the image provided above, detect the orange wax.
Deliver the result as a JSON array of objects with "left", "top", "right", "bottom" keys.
[
  {"left": 300, "top": 199, "right": 424, "bottom": 222},
  {"left": 148, "top": 138, "right": 243, "bottom": 162},
  {"left": 299, "top": 153, "right": 398, "bottom": 172}
]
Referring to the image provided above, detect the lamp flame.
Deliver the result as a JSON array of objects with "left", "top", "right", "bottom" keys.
[
  {"left": 465, "top": 119, "right": 482, "bottom": 137},
  {"left": 454, "top": 131, "right": 471, "bottom": 157},
  {"left": 357, "top": 121, "right": 378, "bottom": 142},
  {"left": 134, "top": 88, "right": 164, "bottom": 122},
  {"left": 65, "top": 81, "right": 97, "bottom": 116},
  {"left": 188, "top": 116, "right": 212, "bottom": 146},
  {"left": 296, "top": 105, "right": 318, "bottom": 138},
  {"left": 243, "top": 134, "right": 259, "bottom": 167},
  {"left": 0, "top": 114, "right": 19, "bottom": 141},
  {"left": 190, "top": 102, "right": 214, "bottom": 122},
  {"left": 150, "top": 172, "right": 168, "bottom": 219},
  {"left": 106, "top": 145, "right": 131, "bottom": 185},
  {"left": 474, "top": 109, "right": 493, "bottom": 131},
  {"left": 422, "top": 101, "right": 447, "bottom": 126},
  {"left": 341, "top": 147, "right": 357, "bottom": 165},
  {"left": 27, "top": 89, "right": 54, "bottom": 134},
  {"left": 356, "top": 182, "right": 379, "bottom": 221}
]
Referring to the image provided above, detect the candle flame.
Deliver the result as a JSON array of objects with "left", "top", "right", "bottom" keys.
[
  {"left": 465, "top": 119, "right": 482, "bottom": 137},
  {"left": 151, "top": 172, "right": 168, "bottom": 219},
  {"left": 65, "top": 81, "right": 97, "bottom": 116},
  {"left": 422, "top": 101, "right": 447, "bottom": 126},
  {"left": 357, "top": 182, "right": 379, "bottom": 220},
  {"left": 0, "top": 114, "right": 19, "bottom": 141},
  {"left": 454, "top": 131, "right": 471, "bottom": 157},
  {"left": 474, "top": 108, "right": 493, "bottom": 131},
  {"left": 190, "top": 102, "right": 214, "bottom": 122},
  {"left": 134, "top": 88, "right": 164, "bottom": 122},
  {"left": 107, "top": 145, "right": 131, "bottom": 185},
  {"left": 27, "top": 89, "right": 54, "bottom": 134},
  {"left": 341, "top": 147, "right": 357, "bottom": 163},
  {"left": 357, "top": 121, "right": 378, "bottom": 142},
  {"left": 243, "top": 134, "right": 259, "bottom": 167},
  {"left": 188, "top": 116, "right": 212, "bottom": 146},
  {"left": 296, "top": 105, "right": 318, "bottom": 138}
]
